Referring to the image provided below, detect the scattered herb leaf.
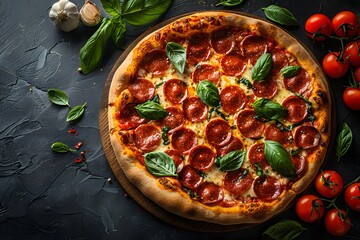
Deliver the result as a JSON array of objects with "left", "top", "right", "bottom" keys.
[
  {"left": 51, "top": 142, "right": 76, "bottom": 153},
  {"left": 336, "top": 123, "right": 353, "bottom": 161},
  {"left": 66, "top": 102, "right": 87, "bottom": 122},
  {"left": 253, "top": 98, "right": 288, "bottom": 121},
  {"left": 216, "top": 0, "right": 244, "bottom": 7},
  {"left": 196, "top": 80, "right": 220, "bottom": 107},
  {"left": 263, "top": 219, "right": 306, "bottom": 240},
  {"left": 281, "top": 66, "right": 302, "bottom": 78},
  {"left": 135, "top": 101, "right": 168, "bottom": 120},
  {"left": 251, "top": 53, "right": 272, "bottom": 81},
  {"left": 262, "top": 5, "right": 298, "bottom": 26},
  {"left": 47, "top": 89, "right": 70, "bottom": 107},
  {"left": 162, "top": 126, "right": 170, "bottom": 145},
  {"left": 217, "top": 150, "right": 246, "bottom": 171}
]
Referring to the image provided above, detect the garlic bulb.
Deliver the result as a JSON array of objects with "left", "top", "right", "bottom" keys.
[
  {"left": 80, "top": 0, "right": 102, "bottom": 26},
  {"left": 49, "top": 0, "right": 80, "bottom": 32}
]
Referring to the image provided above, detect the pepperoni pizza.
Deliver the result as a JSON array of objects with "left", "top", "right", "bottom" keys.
[{"left": 108, "top": 12, "right": 331, "bottom": 225}]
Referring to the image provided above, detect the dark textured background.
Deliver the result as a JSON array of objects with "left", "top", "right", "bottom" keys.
[{"left": 1, "top": 0, "right": 359, "bottom": 239}]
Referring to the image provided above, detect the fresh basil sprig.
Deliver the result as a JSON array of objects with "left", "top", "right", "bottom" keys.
[
  {"left": 166, "top": 42, "right": 186, "bottom": 73},
  {"left": 262, "top": 219, "right": 306, "bottom": 240},
  {"left": 237, "top": 77, "right": 255, "bottom": 89},
  {"left": 51, "top": 142, "right": 76, "bottom": 153},
  {"left": 336, "top": 123, "right": 353, "bottom": 161},
  {"left": 80, "top": 0, "right": 172, "bottom": 74},
  {"left": 262, "top": 5, "right": 298, "bottom": 26},
  {"left": 196, "top": 80, "right": 220, "bottom": 107},
  {"left": 47, "top": 89, "right": 70, "bottom": 107},
  {"left": 135, "top": 101, "right": 168, "bottom": 120},
  {"left": 66, "top": 102, "right": 87, "bottom": 122},
  {"left": 121, "top": 0, "right": 172, "bottom": 26},
  {"left": 144, "top": 152, "right": 177, "bottom": 177},
  {"left": 251, "top": 53, "right": 272, "bottom": 81},
  {"left": 281, "top": 66, "right": 302, "bottom": 78},
  {"left": 264, "top": 140, "right": 296, "bottom": 179},
  {"left": 216, "top": 0, "right": 244, "bottom": 7},
  {"left": 253, "top": 98, "right": 288, "bottom": 121},
  {"left": 216, "top": 150, "right": 246, "bottom": 171}
]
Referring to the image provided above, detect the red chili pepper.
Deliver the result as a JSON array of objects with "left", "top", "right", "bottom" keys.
[
  {"left": 75, "top": 142, "right": 82, "bottom": 150},
  {"left": 74, "top": 158, "right": 82, "bottom": 163},
  {"left": 80, "top": 151, "right": 86, "bottom": 161},
  {"left": 68, "top": 128, "right": 78, "bottom": 136}
]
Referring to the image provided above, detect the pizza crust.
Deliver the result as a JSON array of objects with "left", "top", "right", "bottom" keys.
[{"left": 108, "top": 11, "right": 331, "bottom": 225}]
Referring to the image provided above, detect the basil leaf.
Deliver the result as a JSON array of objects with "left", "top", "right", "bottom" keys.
[
  {"left": 80, "top": 18, "right": 113, "bottom": 75},
  {"left": 166, "top": 42, "right": 186, "bottom": 73},
  {"left": 196, "top": 80, "right": 220, "bottom": 107},
  {"left": 218, "top": 150, "right": 246, "bottom": 171},
  {"left": 216, "top": 0, "right": 244, "bottom": 7},
  {"left": 47, "top": 89, "right": 70, "bottom": 107},
  {"left": 263, "top": 219, "right": 306, "bottom": 240},
  {"left": 121, "top": 0, "right": 172, "bottom": 26},
  {"left": 336, "top": 123, "right": 353, "bottom": 161},
  {"left": 100, "top": 0, "right": 121, "bottom": 18},
  {"left": 66, "top": 102, "right": 87, "bottom": 122},
  {"left": 281, "top": 66, "right": 302, "bottom": 78},
  {"left": 51, "top": 142, "right": 76, "bottom": 153},
  {"left": 251, "top": 53, "right": 272, "bottom": 81},
  {"left": 144, "top": 152, "right": 177, "bottom": 177},
  {"left": 262, "top": 5, "right": 298, "bottom": 26},
  {"left": 135, "top": 101, "right": 168, "bottom": 120},
  {"left": 237, "top": 77, "right": 254, "bottom": 89},
  {"left": 254, "top": 163, "right": 264, "bottom": 177},
  {"left": 264, "top": 140, "right": 295, "bottom": 179},
  {"left": 111, "top": 20, "right": 126, "bottom": 47},
  {"left": 253, "top": 98, "right": 288, "bottom": 121},
  {"left": 162, "top": 126, "right": 170, "bottom": 145}
]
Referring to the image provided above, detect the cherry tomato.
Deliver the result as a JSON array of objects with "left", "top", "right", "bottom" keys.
[
  {"left": 295, "top": 194, "right": 324, "bottom": 222},
  {"left": 344, "top": 40, "right": 360, "bottom": 67},
  {"left": 332, "top": 11, "right": 359, "bottom": 37},
  {"left": 324, "top": 209, "right": 351, "bottom": 236},
  {"left": 305, "top": 14, "right": 332, "bottom": 41},
  {"left": 344, "top": 182, "right": 360, "bottom": 211},
  {"left": 322, "top": 52, "right": 349, "bottom": 78},
  {"left": 343, "top": 87, "right": 360, "bottom": 110},
  {"left": 354, "top": 67, "right": 360, "bottom": 82},
  {"left": 315, "top": 170, "right": 343, "bottom": 198}
]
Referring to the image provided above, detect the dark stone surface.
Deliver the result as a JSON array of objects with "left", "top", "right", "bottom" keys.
[{"left": 0, "top": 0, "right": 359, "bottom": 239}]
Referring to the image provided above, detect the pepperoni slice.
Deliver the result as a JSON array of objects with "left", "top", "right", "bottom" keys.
[
  {"left": 294, "top": 126, "right": 321, "bottom": 149},
  {"left": 220, "top": 85, "right": 247, "bottom": 114},
  {"left": 159, "top": 107, "right": 185, "bottom": 132},
  {"left": 264, "top": 123, "right": 293, "bottom": 147},
  {"left": 118, "top": 103, "right": 148, "bottom": 130},
  {"left": 171, "top": 127, "right": 198, "bottom": 153},
  {"left": 216, "top": 136, "right": 243, "bottom": 157},
  {"left": 192, "top": 64, "right": 220, "bottom": 85},
  {"left": 253, "top": 75, "right": 278, "bottom": 99},
  {"left": 165, "top": 149, "right": 184, "bottom": 173},
  {"left": 223, "top": 168, "right": 253, "bottom": 196},
  {"left": 284, "top": 68, "right": 312, "bottom": 95},
  {"left": 182, "top": 96, "right": 208, "bottom": 122},
  {"left": 197, "top": 182, "right": 224, "bottom": 204},
  {"left": 211, "top": 28, "right": 235, "bottom": 54},
  {"left": 142, "top": 49, "right": 170, "bottom": 76},
  {"left": 133, "top": 124, "right": 161, "bottom": 152},
  {"left": 248, "top": 143, "right": 270, "bottom": 169},
  {"left": 254, "top": 175, "right": 283, "bottom": 202},
  {"left": 271, "top": 50, "right": 289, "bottom": 74},
  {"left": 282, "top": 95, "right": 308, "bottom": 124},
  {"left": 128, "top": 78, "right": 156, "bottom": 102},
  {"left": 178, "top": 165, "right": 203, "bottom": 191},
  {"left": 187, "top": 33, "right": 212, "bottom": 65},
  {"left": 291, "top": 154, "right": 306, "bottom": 175},
  {"left": 163, "top": 79, "right": 188, "bottom": 104},
  {"left": 221, "top": 53, "right": 247, "bottom": 76},
  {"left": 236, "top": 109, "right": 265, "bottom": 139},
  {"left": 189, "top": 145, "right": 216, "bottom": 171},
  {"left": 240, "top": 35, "right": 268, "bottom": 62},
  {"left": 206, "top": 119, "right": 232, "bottom": 148}
]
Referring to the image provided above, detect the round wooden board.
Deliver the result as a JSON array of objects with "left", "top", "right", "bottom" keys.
[{"left": 99, "top": 11, "right": 335, "bottom": 232}]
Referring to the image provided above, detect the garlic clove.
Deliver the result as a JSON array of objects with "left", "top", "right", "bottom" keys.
[
  {"left": 80, "top": 0, "right": 102, "bottom": 27},
  {"left": 49, "top": 0, "right": 80, "bottom": 32}
]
